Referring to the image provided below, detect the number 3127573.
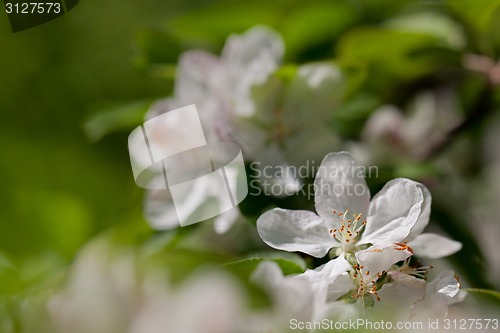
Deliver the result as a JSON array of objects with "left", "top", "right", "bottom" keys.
[{"left": 5, "top": 2, "right": 61, "bottom": 14}]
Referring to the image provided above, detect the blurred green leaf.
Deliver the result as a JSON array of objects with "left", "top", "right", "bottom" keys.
[
  {"left": 447, "top": 0, "right": 500, "bottom": 32},
  {"left": 331, "top": 93, "right": 381, "bottom": 138},
  {"left": 0, "top": 190, "right": 91, "bottom": 258},
  {"left": 337, "top": 27, "right": 459, "bottom": 81},
  {"left": 225, "top": 251, "right": 306, "bottom": 278},
  {"left": 145, "top": 248, "right": 229, "bottom": 284},
  {"left": 83, "top": 99, "right": 153, "bottom": 141},
  {"left": 169, "top": 3, "right": 280, "bottom": 48},
  {"left": 133, "top": 29, "right": 183, "bottom": 68},
  {"left": 465, "top": 288, "right": 500, "bottom": 302},
  {"left": 385, "top": 12, "right": 466, "bottom": 50},
  {"left": 281, "top": 2, "right": 359, "bottom": 59}
]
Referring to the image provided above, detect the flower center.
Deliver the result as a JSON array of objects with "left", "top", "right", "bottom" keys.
[
  {"left": 396, "top": 257, "right": 433, "bottom": 280},
  {"left": 350, "top": 264, "right": 383, "bottom": 305},
  {"left": 329, "top": 209, "right": 367, "bottom": 252}
]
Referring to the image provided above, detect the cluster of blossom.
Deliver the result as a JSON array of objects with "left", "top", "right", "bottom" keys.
[
  {"left": 118, "top": 25, "right": 471, "bottom": 332},
  {"left": 254, "top": 151, "right": 465, "bottom": 328},
  {"left": 130, "top": 26, "right": 344, "bottom": 233}
]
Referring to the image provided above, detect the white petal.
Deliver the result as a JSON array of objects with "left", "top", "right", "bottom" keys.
[
  {"left": 411, "top": 296, "right": 448, "bottom": 320},
  {"left": 314, "top": 152, "right": 370, "bottom": 225},
  {"left": 361, "top": 105, "right": 406, "bottom": 142},
  {"left": 252, "top": 261, "right": 318, "bottom": 323},
  {"left": 377, "top": 272, "right": 425, "bottom": 313},
  {"left": 297, "top": 63, "right": 342, "bottom": 89},
  {"left": 213, "top": 208, "right": 241, "bottom": 234},
  {"left": 250, "top": 261, "right": 284, "bottom": 287},
  {"left": 326, "top": 272, "right": 356, "bottom": 302},
  {"left": 356, "top": 245, "right": 413, "bottom": 278},
  {"left": 408, "top": 233, "right": 462, "bottom": 259},
  {"left": 144, "top": 187, "right": 179, "bottom": 230},
  {"left": 412, "top": 270, "right": 464, "bottom": 319},
  {"left": 300, "top": 254, "right": 352, "bottom": 285},
  {"left": 221, "top": 26, "right": 283, "bottom": 72},
  {"left": 256, "top": 208, "right": 337, "bottom": 258},
  {"left": 428, "top": 271, "right": 461, "bottom": 301},
  {"left": 362, "top": 178, "right": 423, "bottom": 246},
  {"left": 406, "top": 183, "right": 432, "bottom": 240},
  {"left": 221, "top": 26, "right": 284, "bottom": 117},
  {"left": 175, "top": 50, "right": 220, "bottom": 103}
]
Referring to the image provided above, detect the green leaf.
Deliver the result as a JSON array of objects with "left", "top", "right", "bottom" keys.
[
  {"left": 281, "top": 2, "right": 359, "bottom": 59},
  {"left": 337, "top": 27, "right": 458, "bottom": 81},
  {"left": 145, "top": 248, "right": 229, "bottom": 284},
  {"left": 385, "top": 12, "right": 466, "bottom": 50},
  {"left": 224, "top": 251, "right": 306, "bottom": 278},
  {"left": 169, "top": 3, "right": 280, "bottom": 48},
  {"left": 464, "top": 288, "right": 500, "bottom": 303},
  {"left": 447, "top": 0, "right": 500, "bottom": 32},
  {"left": 133, "top": 30, "right": 183, "bottom": 68},
  {"left": 83, "top": 99, "right": 153, "bottom": 141}
]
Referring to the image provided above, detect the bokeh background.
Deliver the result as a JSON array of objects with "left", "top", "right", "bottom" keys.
[{"left": 1, "top": 0, "right": 500, "bottom": 331}]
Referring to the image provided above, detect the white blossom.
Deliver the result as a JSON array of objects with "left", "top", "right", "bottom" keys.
[{"left": 257, "top": 151, "right": 451, "bottom": 258}]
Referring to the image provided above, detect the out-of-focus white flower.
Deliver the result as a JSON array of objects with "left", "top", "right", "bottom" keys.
[
  {"left": 137, "top": 27, "right": 346, "bottom": 232},
  {"left": 130, "top": 272, "right": 248, "bottom": 333},
  {"left": 250, "top": 258, "right": 367, "bottom": 332},
  {"left": 145, "top": 26, "right": 284, "bottom": 148},
  {"left": 48, "top": 242, "right": 142, "bottom": 333},
  {"left": 251, "top": 261, "right": 329, "bottom": 330},
  {"left": 298, "top": 254, "right": 354, "bottom": 303},
  {"left": 350, "top": 89, "right": 461, "bottom": 164},
  {"left": 48, "top": 241, "right": 254, "bottom": 333},
  {"left": 411, "top": 271, "right": 466, "bottom": 320},
  {"left": 136, "top": 26, "right": 283, "bottom": 233},
  {"left": 257, "top": 152, "right": 434, "bottom": 258}
]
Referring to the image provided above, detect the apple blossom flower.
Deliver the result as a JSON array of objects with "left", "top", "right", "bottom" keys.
[
  {"left": 137, "top": 27, "right": 346, "bottom": 233},
  {"left": 411, "top": 271, "right": 466, "bottom": 320},
  {"left": 349, "top": 89, "right": 462, "bottom": 165},
  {"left": 250, "top": 257, "right": 360, "bottom": 332},
  {"left": 258, "top": 151, "right": 462, "bottom": 260},
  {"left": 257, "top": 151, "right": 433, "bottom": 258},
  {"left": 135, "top": 26, "right": 283, "bottom": 233}
]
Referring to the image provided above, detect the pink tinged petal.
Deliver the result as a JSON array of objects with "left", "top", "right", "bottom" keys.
[
  {"left": 407, "top": 233, "right": 462, "bottom": 259},
  {"left": 221, "top": 26, "right": 284, "bottom": 117},
  {"left": 256, "top": 208, "right": 338, "bottom": 258},
  {"left": 361, "top": 178, "right": 424, "bottom": 246},
  {"left": 361, "top": 105, "right": 406, "bottom": 143},
  {"left": 175, "top": 50, "right": 220, "bottom": 103},
  {"left": 406, "top": 183, "right": 432, "bottom": 240},
  {"left": 314, "top": 152, "right": 370, "bottom": 226},
  {"left": 221, "top": 26, "right": 284, "bottom": 71},
  {"left": 356, "top": 246, "right": 413, "bottom": 279}
]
